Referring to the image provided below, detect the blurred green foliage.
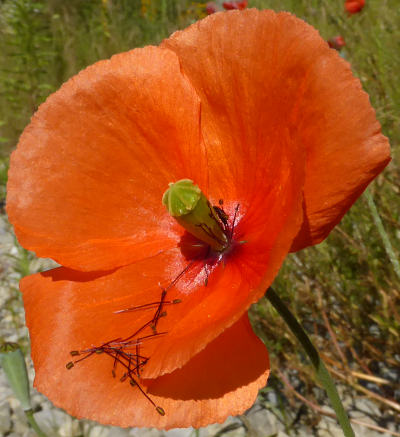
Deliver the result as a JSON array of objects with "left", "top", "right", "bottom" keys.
[
  {"left": 0, "top": 0, "right": 399, "bottom": 433},
  {"left": 0, "top": 0, "right": 205, "bottom": 156}
]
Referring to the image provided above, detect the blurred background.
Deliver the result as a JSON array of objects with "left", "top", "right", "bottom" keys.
[{"left": 0, "top": 0, "right": 399, "bottom": 436}]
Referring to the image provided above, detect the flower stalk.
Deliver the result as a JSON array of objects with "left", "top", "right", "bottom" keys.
[
  {"left": 265, "top": 288, "right": 355, "bottom": 437},
  {"left": 0, "top": 342, "right": 47, "bottom": 437},
  {"left": 25, "top": 409, "right": 47, "bottom": 437}
]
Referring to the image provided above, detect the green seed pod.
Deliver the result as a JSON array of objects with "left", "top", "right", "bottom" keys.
[
  {"left": 0, "top": 342, "right": 32, "bottom": 411},
  {"left": 162, "top": 179, "right": 228, "bottom": 251},
  {"left": 162, "top": 179, "right": 202, "bottom": 217}
]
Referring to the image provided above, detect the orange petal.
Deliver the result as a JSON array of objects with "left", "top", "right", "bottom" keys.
[
  {"left": 21, "top": 221, "right": 286, "bottom": 379},
  {"left": 22, "top": 267, "right": 268, "bottom": 428},
  {"left": 147, "top": 158, "right": 304, "bottom": 378},
  {"left": 288, "top": 29, "right": 390, "bottom": 249},
  {"left": 145, "top": 314, "right": 269, "bottom": 428},
  {"left": 162, "top": 9, "right": 390, "bottom": 251},
  {"left": 7, "top": 46, "right": 206, "bottom": 271},
  {"left": 162, "top": 11, "right": 307, "bottom": 336},
  {"left": 18, "top": 78, "right": 305, "bottom": 379},
  {"left": 18, "top": 13, "right": 307, "bottom": 378}
]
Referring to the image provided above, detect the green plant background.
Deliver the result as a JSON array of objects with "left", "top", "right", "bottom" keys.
[{"left": 0, "top": 0, "right": 399, "bottom": 435}]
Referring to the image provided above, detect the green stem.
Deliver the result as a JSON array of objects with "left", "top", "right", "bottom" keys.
[
  {"left": 364, "top": 190, "right": 400, "bottom": 281},
  {"left": 265, "top": 287, "right": 355, "bottom": 437},
  {"left": 25, "top": 409, "right": 47, "bottom": 437}
]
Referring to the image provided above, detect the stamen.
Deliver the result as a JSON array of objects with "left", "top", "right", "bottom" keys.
[
  {"left": 204, "top": 264, "right": 210, "bottom": 287},
  {"left": 114, "top": 331, "right": 167, "bottom": 347},
  {"left": 112, "top": 350, "right": 120, "bottom": 377},
  {"left": 66, "top": 202, "right": 242, "bottom": 417},
  {"left": 213, "top": 205, "right": 229, "bottom": 229},
  {"left": 72, "top": 350, "right": 97, "bottom": 364},
  {"left": 136, "top": 343, "right": 140, "bottom": 378},
  {"left": 229, "top": 204, "right": 240, "bottom": 240},
  {"left": 113, "top": 299, "right": 181, "bottom": 314},
  {"left": 117, "top": 320, "right": 154, "bottom": 344},
  {"left": 156, "top": 406, "right": 166, "bottom": 416},
  {"left": 151, "top": 289, "right": 167, "bottom": 332}
]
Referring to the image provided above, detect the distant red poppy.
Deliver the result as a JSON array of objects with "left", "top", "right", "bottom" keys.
[
  {"left": 223, "top": 1, "right": 248, "bottom": 11},
  {"left": 345, "top": 0, "right": 365, "bottom": 14},
  {"left": 205, "top": 2, "right": 217, "bottom": 15},
  {"left": 7, "top": 10, "right": 389, "bottom": 429},
  {"left": 328, "top": 35, "right": 346, "bottom": 50}
]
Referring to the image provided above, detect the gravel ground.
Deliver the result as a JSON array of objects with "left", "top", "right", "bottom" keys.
[{"left": 0, "top": 214, "right": 396, "bottom": 437}]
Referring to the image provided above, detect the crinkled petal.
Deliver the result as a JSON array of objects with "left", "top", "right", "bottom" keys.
[
  {"left": 7, "top": 46, "right": 206, "bottom": 271},
  {"left": 22, "top": 268, "right": 268, "bottom": 428},
  {"left": 162, "top": 9, "right": 390, "bottom": 251}
]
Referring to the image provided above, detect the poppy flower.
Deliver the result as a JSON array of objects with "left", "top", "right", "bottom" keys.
[
  {"left": 205, "top": 2, "right": 218, "bottom": 15},
  {"left": 223, "top": 0, "right": 248, "bottom": 10},
  {"left": 328, "top": 35, "right": 346, "bottom": 51},
  {"left": 345, "top": 0, "right": 365, "bottom": 14},
  {"left": 7, "top": 9, "right": 389, "bottom": 430}
]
